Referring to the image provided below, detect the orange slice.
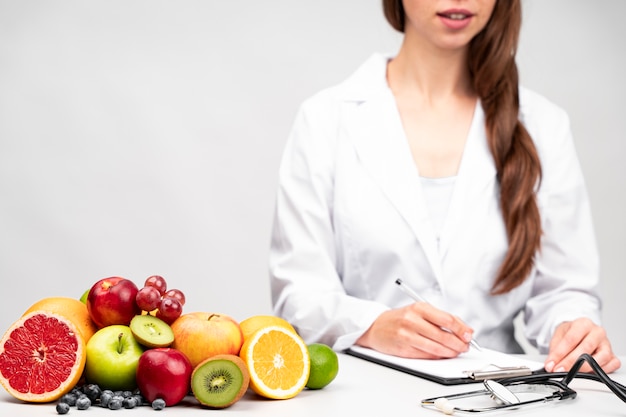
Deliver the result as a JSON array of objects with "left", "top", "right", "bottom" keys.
[
  {"left": 239, "top": 325, "right": 310, "bottom": 399},
  {"left": 239, "top": 315, "right": 295, "bottom": 342},
  {"left": 0, "top": 311, "right": 87, "bottom": 402}
]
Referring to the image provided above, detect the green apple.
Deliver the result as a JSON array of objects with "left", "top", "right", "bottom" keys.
[
  {"left": 85, "top": 324, "right": 145, "bottom": 391},
  {"left": 79, "top": 288, "right": 89, "bottom": 304}
]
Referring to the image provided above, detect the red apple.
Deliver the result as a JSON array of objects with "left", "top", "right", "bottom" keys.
[
  {"left": 171, "top": 312, "right": 244, "bottom": 368},
  {"left": 87, "top": 277, "right": 141, "bottom": 328},
  {"left": 136, "top": 348, "right": 192, "bottom": 406}
]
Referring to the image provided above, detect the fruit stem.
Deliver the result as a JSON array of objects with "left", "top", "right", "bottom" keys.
[
  {"left": 207, "top": 314, "right": 220, "bottom": 321},
  {"left": 117, "top": 333, "right": 124, "bottom": 354}
]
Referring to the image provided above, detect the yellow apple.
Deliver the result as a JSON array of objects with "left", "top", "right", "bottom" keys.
[{"left": 170, "top": 312, "right": 243, "bottom": 368}]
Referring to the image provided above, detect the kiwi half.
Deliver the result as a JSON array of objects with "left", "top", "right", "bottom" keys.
[
  {"left": 191, "top": 354, "right": 250, "bottom": 409},
  {"left": 129, "top": 315, "right": 174, "bottom": 348}
]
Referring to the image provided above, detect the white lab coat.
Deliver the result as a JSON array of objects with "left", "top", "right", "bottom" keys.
[{"left": 269, "top": 53, "right": 601, "bottom": 354}]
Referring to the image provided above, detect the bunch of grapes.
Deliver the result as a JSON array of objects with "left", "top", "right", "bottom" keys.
[{"left": 135, "top": 275, "right": 186, "bottom": 324}]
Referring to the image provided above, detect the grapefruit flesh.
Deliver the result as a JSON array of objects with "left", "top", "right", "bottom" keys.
[
  {"left": 0, "top": 311, "right": 86, "bottom": 402},
  {"left": 23, "top": 296, "right": 97, "bottom": 342}
]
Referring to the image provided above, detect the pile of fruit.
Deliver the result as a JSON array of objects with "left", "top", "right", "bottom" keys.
[{"left": 0, "top": 275, "right": 339, "bottom": 413}]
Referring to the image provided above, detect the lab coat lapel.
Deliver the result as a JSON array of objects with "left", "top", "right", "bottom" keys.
[
  {"left": 438, "top": 103, "right": 497, "bottom": 259},
  {"left": 345, "top": 90, "right": 444, "bottom": 281}
]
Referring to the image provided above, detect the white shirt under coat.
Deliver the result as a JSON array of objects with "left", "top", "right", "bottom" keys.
[{"left": 269, "top": 53, "right": 602, "bottom": 354}]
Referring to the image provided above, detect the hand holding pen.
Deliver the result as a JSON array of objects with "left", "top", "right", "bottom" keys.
[
  {"left": 354, "top": 280, "right": 480, "bottom": 359},
  {"left": 395, "top": 278, "right": 482, "bottom": 351}
]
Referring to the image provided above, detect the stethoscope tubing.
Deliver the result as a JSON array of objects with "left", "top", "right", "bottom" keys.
[
  {"left": 499, "top": 354, "right": 626, "bottom": 403},
  {"left": 421, "top": 380, "right": 577, "bottom": 413},
  {"left": 421, "top": 354, "right": 626, "bottom": 414}
]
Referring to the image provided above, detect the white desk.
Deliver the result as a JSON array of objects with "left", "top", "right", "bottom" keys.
[{"left": 1, "top": 353, "right": 624, "bottom": 416}]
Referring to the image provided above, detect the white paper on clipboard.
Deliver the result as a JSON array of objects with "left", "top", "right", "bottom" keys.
[{"left": 347, "top": 345, "right": 545, "bottom": 384}]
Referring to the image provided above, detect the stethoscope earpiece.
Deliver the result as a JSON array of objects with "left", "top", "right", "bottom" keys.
[{"left": 434, "top": 397, "right": 455, "bottom": 415}]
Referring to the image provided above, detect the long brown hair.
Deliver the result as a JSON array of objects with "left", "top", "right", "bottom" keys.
[{"left": 383, "top": 0, "right": 542, "bottom": 295}]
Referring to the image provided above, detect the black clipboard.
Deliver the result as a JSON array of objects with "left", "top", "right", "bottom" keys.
[{"left": 346, "top": 346, "right": 542, "bottom": 386}]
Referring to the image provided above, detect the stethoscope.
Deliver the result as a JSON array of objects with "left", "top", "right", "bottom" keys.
[{"left": 421, "top": 354, "right": 626, "bottom": 414}]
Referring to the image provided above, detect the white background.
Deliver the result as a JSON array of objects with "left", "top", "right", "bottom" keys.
[{"left": 1, "top": 1, "right": 624, "bottom": 354}]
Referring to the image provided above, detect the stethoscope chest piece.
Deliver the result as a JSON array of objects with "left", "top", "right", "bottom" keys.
[{"left": 484, "top": 379, "right": 520, "bottom": 405}]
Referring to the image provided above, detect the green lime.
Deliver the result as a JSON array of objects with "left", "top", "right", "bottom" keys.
[{"left": 306, "top": 343, "right": 339, "bottom": 390}]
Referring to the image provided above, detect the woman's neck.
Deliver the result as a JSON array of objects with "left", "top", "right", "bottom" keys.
[{"left": 387, "top": 35, "right": 474, "bottom": 104}]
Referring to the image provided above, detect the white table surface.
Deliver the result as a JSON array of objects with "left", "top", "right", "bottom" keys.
[{"left": 1, "top": 353, "right": 624, "bottom": 416}]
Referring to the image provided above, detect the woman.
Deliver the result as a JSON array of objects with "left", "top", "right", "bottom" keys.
[{"left": 269, "top": 0, "right": 620, "bottom": 373}]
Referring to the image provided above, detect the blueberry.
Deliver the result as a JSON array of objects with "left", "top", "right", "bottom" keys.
[
  {"left": 56, "top": 402, "right": 70, "bottom": 415},
  {"left": 122, "top": 390, "right": 133, "bottom": 398},
  {"left": 60, "top": 393, "right": 77, "bottom": 406},
  {"left": 151, "top": 398, "right": 166, "bottom": 410},
  {"left": 100, "top": 391, "right": 113, "bottom": 408},
  {"left": 123, "top": 396, "right": 138, "bottom": 409},
  {"left": 76, "top": 396, "right": 91, "bottom": 410},
  {"left": 82, "top": 383, "right": 101, "bottom": 402},
  {"left": 133, "top": 394, "right": 146, "bottom": 406},
  {"left": 108, "top": 397, "right": 123, "bottom": 410}
]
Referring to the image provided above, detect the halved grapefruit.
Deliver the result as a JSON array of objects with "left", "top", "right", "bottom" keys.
[
  {"left": 0, "top": 311, "right": 86, "bottom": 402},
  {"left": 23, "top": 296, "right": 97, "bottom": 342}
]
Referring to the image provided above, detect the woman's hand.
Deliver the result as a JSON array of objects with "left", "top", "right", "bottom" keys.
[
  {"left": 545, "top": 318, "right": 621, "bottom": 373},
  {"left": 355, "top": 303, "right": 474, "bottom": 359}
]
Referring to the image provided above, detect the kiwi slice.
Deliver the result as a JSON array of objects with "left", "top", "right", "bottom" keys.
[
  {"left": 191, "top": 354, "right": 250, "bottom": 409},
  {"left": 129, "top": 315, "right": 174, "bottom": 348}
]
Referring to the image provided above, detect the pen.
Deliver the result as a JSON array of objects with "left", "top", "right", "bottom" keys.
[{"left": 395, "top": 278, "right": 482, "bottom": 351}]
